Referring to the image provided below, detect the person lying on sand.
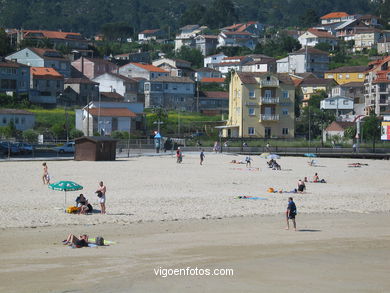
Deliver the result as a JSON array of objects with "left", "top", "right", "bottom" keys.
[{"left": 63, "top": 234, "right": 89, "bottom": 248}]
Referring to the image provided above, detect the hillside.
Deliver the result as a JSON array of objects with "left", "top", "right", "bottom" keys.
[{"left": 0, "top": 0, "right": 379, "bottom": 37}]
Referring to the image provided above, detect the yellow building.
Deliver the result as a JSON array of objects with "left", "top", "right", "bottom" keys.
[
  {"left": 299, "top": 78, "right": 335, "bottom": 107},
  {"left": 324, "top": 65, "right": 368, "bottom": 85},
  {"left": 221, "top": 72, "right": 295, "bottom": 138}
]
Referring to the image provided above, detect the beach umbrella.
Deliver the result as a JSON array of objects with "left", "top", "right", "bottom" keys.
[
  {"left": 304, "top": 153, "right": 317, "bottom": 158},
  {"left": 267, "top": 154, "right": 280, "bottom": 159},
  {"left": 49, "top": 181, "right": 83, "bottom": 212},
  {"left": 260, "top": 152, "right": 270, "bottom": 158}
]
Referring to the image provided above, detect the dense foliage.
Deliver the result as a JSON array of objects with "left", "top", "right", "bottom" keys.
[{"left": 0, "top": 0, "right": 381, "bottom": 37}]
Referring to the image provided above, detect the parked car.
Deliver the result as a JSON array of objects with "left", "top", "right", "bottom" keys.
[
  {"left": 53, "top": 142, "right": 75, "bottom": 153},
  {"left": 17, "top": 142, "right": 34, "bottom": 154}
]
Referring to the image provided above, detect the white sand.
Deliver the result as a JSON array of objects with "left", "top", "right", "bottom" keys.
[{"left": 1, "top": 153, "right": 390, "bottom": 228}]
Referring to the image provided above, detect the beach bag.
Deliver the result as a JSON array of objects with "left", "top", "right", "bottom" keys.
[
  {"left": 96, "top": 191, "right": 103, "bottom": 198},
  {"left": 95, "top": 236, "right": 104, "bottom": 246},
  {"left": 267, "top": 188, "right": 274, "bottom": 193}
]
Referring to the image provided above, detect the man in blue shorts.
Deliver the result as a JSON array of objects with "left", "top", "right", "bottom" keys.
[{"left": 286, "top": 197, "right": 297, "bottom": 231}]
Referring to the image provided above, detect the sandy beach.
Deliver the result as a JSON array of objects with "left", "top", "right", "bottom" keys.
[{"left": 0, "top": 153, "right": 390, "bottom": 292}]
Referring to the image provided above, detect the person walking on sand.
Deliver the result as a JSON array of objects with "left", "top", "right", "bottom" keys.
[
  {"left": 200, "top": 149, "right": 205, "bottom": 165},
  {"left": 176, "top": 147, "right": 182, "bottom": 163},
  {"left": 96, "top": 181, "right": 106, "bottom": 214},
  {"left": 42, "top": 162, "right": 50, "bottom": 184},
  {"left": 286, "top": 197, "right": 297, "bottom": 231}
]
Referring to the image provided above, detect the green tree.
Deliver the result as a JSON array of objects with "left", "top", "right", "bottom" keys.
[
  {"left": 22, "top": 129, "right": 39, "bottom": 143},
  {"left": 180, "top": 2, "right": 207, "bottom": 26},
  {"left": 149, "top": 107, "right": 168, "bottom": 133},
  {"left": 173, "top": 46, "right": 203, "bottom": 68},
  {"left": 51, "top": 123, "right": 66, "bottom": 139},
  {"left": 111, "top": 130, "right": 124, "bottom": 139},
  {"left": 101, "top": 22, "right": 134, "bottom": 43},
  {"left": 204, "top": 0, "right": 238, "bottom": 28},
  {"left": 344, "top": 126, "right": 357, "bottom": 140},
  {"left": 363, "top": 113, "right": 381, "bottom": 150},
  {"left": 70, "top": 128, "right": 84, "bottom": 139},
  {"left": 0, "top": 28, "right": 11, "bottom": 56},
  {"left": 301, "top": 8, "right": 318, "bottom": 27}
]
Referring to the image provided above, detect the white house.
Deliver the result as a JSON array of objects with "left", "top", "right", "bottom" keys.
[
  {"left": 138, "top": 29, "right": 163, "bottom": 42},
  {"left": 323, "top": 121, "right": 354, "bottom": 142},
  {"left": 117, "top": 62, "right": 169, "bottom": 80},
  {"left": 241, "top": 56, "right": 276, "bottom": 73},
  {"left": 204, "top": 53, "right": 227, "bottom": 68},
  {"left": 195, "top": 67, "right": 222, "bottom": 82},
  {"left": 320, "top": 96, "right": 354, "bottom": 115},
  {"left": 174, "top": 25, "right": 207, "bottom": 51},
  {"left": 92, "top": 73, "right": 139, "bottom": 102},
  {"left": 0, "top": 109, "right": 35, "bottom": 131},
  {"left": 298, "top": 28, "right": 339, "bottom": 48},
  {"left": 320, "top": 12, "right": 354, "bottom": 25},
  {"left": 217, "top": 31, "right": 256, "bottom": 50},
  {"left": 213, "top": 56, "right": 251, "bottom": 75}
]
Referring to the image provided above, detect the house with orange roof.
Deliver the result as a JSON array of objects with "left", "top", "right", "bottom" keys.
[
  {"left": 117, "top": 62, "right": 169, "bottom": 80},
  {"left": 364, "top": 56, "right": 390, "bottom": 115},
  {"left": 138, "top": 29, "right": 165, "bottom": 42},
  {"left": 30, "top": 67, "right": 64, "bottom": 105},
  {"left": 298, "top": 28, "right": 339, "bottom": 48},
  {"left": 221, "top": 21, "right": 264, "bottom": 36},
  {"left": 320, "top": 12, "right": 354, "bottom": 25},
  {"left": 7, "top": 29, "right": 88, "bottom": 50},
  {"left": 6, "top": 47, "right": 71, "bottom": 77},
  {"left": 152, "top": 58, "right": 194, "bottom": 78}
]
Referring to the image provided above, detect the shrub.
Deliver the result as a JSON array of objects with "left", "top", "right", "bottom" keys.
[{"left": 22, "top": 129, "right": 39, "bottom": 143}]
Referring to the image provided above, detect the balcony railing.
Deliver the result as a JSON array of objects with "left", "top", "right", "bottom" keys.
[
  {"left": 259, "top": 80, "right": 279, "bottom": 87},
  {"left": 260, "top": 114, "right": 279, "bottom": 121},
  {"left": 260, "top": 97, "right": 279, "bottom": 104}
]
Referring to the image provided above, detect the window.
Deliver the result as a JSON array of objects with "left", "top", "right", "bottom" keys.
[
  {"left": 248, "top": 127, "right": 255, "bottom": 135},
  {"left": 346, "top": 74, "right": 350, "bottom": 79},
  {"left": 327, "top": 74, "right": 334, "bottom": 78},
  {"left": 173, "top": 85, "right": 177, "bottom": 90},
  {"left": 15, "top": 117, "right": 19, "bottom": 124},
  {"left": 329, "top": 100, "right": 335, "bottom": 105},
  {"left": 249, "top": 90, "right": 255, "bottom": 98},
  {"left": 248, "top": 108, "right": 255, "bottom": 116},
  {"left": 265, "top": 90, "right": 272, "bottom": 98},
  {"left": 343, "top": 100, "right": 349, "bottom": 105},
  {"left": 21, "top": 117, "right": 25, "bottom": 124},
  {"left": 282, "top": 108, "right": 288, "bottom": 115},
  {"left": 165, "top": 84, "right": 168, "bottom": 90},
  {"left": 338, "top": 74, "right": 343, "bottom": 79},
  {"left": 2, "top": 118, "right": 6, "bottom": 124},
  {"left": 282, "top": 128, "right": 289, "bottom": 135},
  {"left": 46, "top": 80, "right": 50, "bottom": 87},
  {"left": 57, "top": 80, "right": 61, "bottom": 88},
  {"left": 282, "top": 91, "right": 289, "bottom": 99},
  {"left": 358, "top": 73, "right": 364, "bottom": 78}
]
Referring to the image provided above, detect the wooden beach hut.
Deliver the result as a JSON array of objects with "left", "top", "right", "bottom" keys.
[{"left": 75, "top": 136, "right": 117, "bottom": 161}]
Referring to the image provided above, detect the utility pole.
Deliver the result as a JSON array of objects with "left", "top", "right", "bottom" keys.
[
  {"left": 196, "top": 82, "right": 200, "bottom": 112},
  {"left": 86, "top": 95, "right": 90, "bottom": 136},
  {"left": 308, "top": 105, "right": 311, "bottom": 148},
  {"left": 127, "top": 115, "right": 131, "bottom": 158}
]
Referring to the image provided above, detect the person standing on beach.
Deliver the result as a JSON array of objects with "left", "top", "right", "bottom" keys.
[
  {"left": 176, "top": 147, "right": 182, "bottom": 163},
  {"left": 42, "top": 162, "right": 50, "bottom": 184},
  {"left": 96, "top": 181, "right": 106, "bottom": 214},
  {"left": 200, "top": 149, "right": 205, "bottom": 165},
  {"left": 286, "top": 197, "right": 297, "bottom": 231}
]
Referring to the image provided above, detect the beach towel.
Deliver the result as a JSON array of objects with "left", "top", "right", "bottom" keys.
[
  {"left": 237, "top": 196, "right": 268, "bottom": 200},
  {"left": 268, "top": 189, "right": 297, "bottom": 194},
  {"left": 88, "top": 238, "right": 116, "bottom": 245}
]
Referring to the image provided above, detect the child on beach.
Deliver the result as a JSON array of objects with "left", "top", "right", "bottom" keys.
[
  {"left": 176, "top": 147, "right": 182, "bottom": 163},
  {"left": 42, "top": 162, "right": 50, "bottom": 184},
  {"left": 200, "top": 149, "right": 205, "bottom": 165},
  {"left": 245, "top": 156, "right": 252, "bottom": 167}
]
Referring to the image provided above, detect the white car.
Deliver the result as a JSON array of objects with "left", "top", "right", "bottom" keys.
[{"left": 53, "top": 142, "right": 75, "bottom": 153}]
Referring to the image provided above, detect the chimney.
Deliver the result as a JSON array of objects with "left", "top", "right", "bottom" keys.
[{"left": 81, "top": 56, "right": 84, "bottom": 75}]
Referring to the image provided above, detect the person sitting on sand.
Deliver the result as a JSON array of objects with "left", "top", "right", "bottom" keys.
[
  {"left": 75, "top": 194, "right": 92, "bottom": 214},
  {"left": 313, "top": 173, "right": 319, "bottom": 182},
  {"left": 272, "top": 162, "right": 281, "bottom": 170},
  {"left": 297, "top": 179, "right": 305, "bottom": 193},
  {"left": 267, "top": 159, "right": 274, "bottom": 168},
  {"left": 63, "top": 234, "right": 89, "bottom": 247}
]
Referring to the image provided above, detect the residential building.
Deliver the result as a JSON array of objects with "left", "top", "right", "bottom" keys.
[
  {"left": 199, "top": 91, "right": 229, "bottom": 115},
  {"left": 152, "top": 58, "right": 194, "bottom": 78},
  {"left": 299, "top": 78, "right": 335, "bottom": 106},
  {"left": 213, "top": 56, "right": 252, "bottom": 75},
  {"left": 331, "top": 82, "right": 365, "bottom": 105},
  {"left": 320, "top": 12, "right": 354, "bottom": 25},
  {"left": 377, "top": 36, "right": 390, "bottom": 54},
  {"left": 175, "top": 25, "right": 207, "bottom": 51},
  {"left": 194, "top": 35, "right": 218, "bottom": 56},
  {"left": 114, "top": 52, "right": 150, "bottom": 63},
  {"left": 63, "top": 78, "right": 99, "bottom": 105},
  {"left": 298, "top": 28, "right": 339, "bottom": 48},
  {"left": 76, "top": 101, "right": 144, "bottom": 136},
  {"left": 220, "top": 72, "right": 295, "bottom": 138},
  {"left": 0, "top": 59, "right": 30, "bottom": 97},
  {"left": 7, "top": 29, "right": 88, "bottom": 50},
  {"left": 143, "top": 76, "right": 195, "bottom": 110},
  {"left": 277, "top": 47, "right": 329, "bottom": 77},
  {"left": 354, "top": 28, "right": 384, "bottom": 52},
  {"left": 221, "top": 21, "right": 264, "bottom": 36},
  {"left": 241, "top": 55, "right": 276, "bottom": 73},
  {"left": 217, "top": 31, "right": 257, "bottom": 50},
  {"left": 323, "top": 121, "right": 355, "bottom": 142},
  {"left": 195, "top": 67, "right": 222, "bottom": 82},
  {"left": 117, "top": 62, "right": 169, "bottom": 80},
  {"left": 6, "top": 47, "right": 71, "bottom": 77},
  {"left": 71, "top": 57, "right": 119, "bottom": 80},
  {"left": 138, "top": 29, "right": 164, "bottom": 42},
  {"left": 320, "top": 96, "right": 354, "bottom": 115},
  {"left": 0, "top": 109, "right": 35, "bottom": 131},
  {"left": 364, "top": 56, "right": 390, "bottom": 115},
  {"left": 204, "top": 53, "right": 227, "bottom": 68},
  {"left": 200, "top": 77, "right": 226, "bottom": 87},
  {"left": 99, "top": 92, "right": 125, "bottom": 102},
  {"left": 92, "top": 73, "right": 140, "bottom": 103},
  {"left": 30, "top": 67, "right": 64, "bottom": 105},
  {"left": 334, "top": 19, "right": 369, "bottom": 41},
  {"left": 324, "top": 65, "right": 368, "bottom": 85},
  {"left": 357, "top": 14, "right": 380, "bottom": 26}
]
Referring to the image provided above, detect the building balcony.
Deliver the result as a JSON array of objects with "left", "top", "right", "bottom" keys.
[
  {"left": 245, "top": 102, "right": 259, "bottom": 107},
  {"left": 259, "top": 80, "right": 279, "bottom": 87},
  {"left": 259, "top": 114, "right": 279, "bottom": 122},
  {"left": 260, "top": 97, "right": 279, "bottom": 104}
]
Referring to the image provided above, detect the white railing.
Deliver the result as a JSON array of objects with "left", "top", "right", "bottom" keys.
[
  {"left": 260, "top": 114, "right": 279, "bottom": 121},
  {"left": 260, "top": 97, "right": 279, "bottom": 104}
]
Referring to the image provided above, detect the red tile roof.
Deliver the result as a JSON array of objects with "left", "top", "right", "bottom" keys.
[
  {"left": 88, "top": 108, "right": 136, "bottom": 117},
  {"left": 320, "top": 12, "right": 350, "bottom": 20},
  {"left": 307, "top": 28, "right": 337, "bottom": 39},
  {"left": 100, "top": 92, "right": 125, "bottom": 99},
  {"left": 65, "top": 78, "right": 99, "bottom": 85},
  {"left": 29, "top": 47, "right": 66, "bottom": 60},
  {"left": 129, "top": 63, "right": 168, "bottom": 73},
  {"left": 201, "top": 77, "right": 225, "bottom": 83},
  {"left": 23, "top": 30, "right": 84, "bottom": 41},
  {"left": 325, "top": 121, "right": 354, "bottom": 131},
  {"left": 139, "top": 29, "right": 160, "bottom": 34},
  {"left": 31, "top": 67, "right": 63, "bottom": 79},
  {"left": 200, "top": 91, "right": 228, "bottom": 99}
]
